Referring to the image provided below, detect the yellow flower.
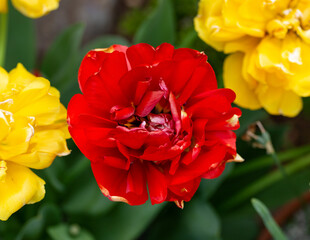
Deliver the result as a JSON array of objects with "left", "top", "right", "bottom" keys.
[
  {"left": 0, "top": 0, "right": 8, "bottom": 13},
  {"left": 0, "top": 64, "right": 70, "bottom": 221},
  {"left": 195, "top": 0, "right": 310, "bottom": 117},
  {"left": 1, "top": 0, "right": 59, "bottom": 18}
]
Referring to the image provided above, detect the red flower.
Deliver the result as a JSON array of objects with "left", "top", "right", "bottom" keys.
[{"left": 67, "top": 43, "right": 241, "bottom": 208}]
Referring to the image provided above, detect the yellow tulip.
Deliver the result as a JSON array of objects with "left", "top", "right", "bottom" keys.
[
  {"left": 0, "top": 0, "right": 8, "bottom": 14},
  {"left": 0, "top": 0, "right": 59, "bottom": 18},
  {"left": 0, "top": 64, "right": 70, "bottom": 221},
  {"left": 195, "top": 0, "right": 310, "bottom": 117}
]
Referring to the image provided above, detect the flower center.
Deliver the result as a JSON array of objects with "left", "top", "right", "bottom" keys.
[{"left": 266, "top": 4, "right": 310, "bottom": 38}]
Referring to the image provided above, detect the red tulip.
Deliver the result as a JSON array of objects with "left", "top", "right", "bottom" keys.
[{"left": 67, "top": 43, "right": 241, "bottom": 208}]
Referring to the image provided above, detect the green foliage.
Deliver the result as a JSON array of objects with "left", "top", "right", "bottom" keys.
[
  {"left": 134, "top": 0, "right": 176, "bottom": 46},
  {"left": 5, "top": 3, "right": 35, "bottom": 70},
  {"left": 251, "top": 199, "right": 288, "bottom": 240},
  {"left": 48, "top": 224, "right": 95, "bottom": 240}
]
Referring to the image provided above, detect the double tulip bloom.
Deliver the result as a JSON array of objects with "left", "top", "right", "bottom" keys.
[
  {"left": 195, "top": 0, "right": 310, "bottom": 117},
  {"left": 0, "top": 64, "right": 69, "bottom": 220},
  {"left": 0, "top": 0, "right": 60, "bottom": 18},
  {"left": 68, "top": 43, "right": 241, "bottom": 207}
]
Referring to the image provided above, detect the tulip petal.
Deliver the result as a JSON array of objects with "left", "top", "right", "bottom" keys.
[
  {"left": 91, "top": 161, "right": 148, "bottom": 205},
  {"left": 146, "top": 163, "right": 168, "bottom": 205},
  {"left": 0, "top": 162, "right": 45, "bottom": 221},
  {"left": 223, "top": 52, "right": 261, "bottom": 110}
]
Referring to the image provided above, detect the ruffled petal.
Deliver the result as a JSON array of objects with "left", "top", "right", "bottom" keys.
[{"left": 0, "top": 162, "right": 45, "bottom": 221}]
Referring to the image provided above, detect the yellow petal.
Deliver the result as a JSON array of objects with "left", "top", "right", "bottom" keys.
[
  {"left": 242, "top": 49, "right": 265, "bottom": 87},
  {"left": 8, "top": 152, "right": 56, "bottom": 170},
  {"left": 279, "top": 91, "right": 303, "bottom": 117},
  {"left": 15, "top": 95, "right": 61, "bottom": 125},
  {"left": 0, "top": 67, "right": 9, "bottom": 92},
  {"left": 223, "top": 52, "right": 261, "bottom": 110},
  {"left": 48, "top": 86, "right": 60, "bottom": 98},
  {"left": 0, "top": 162, "right": 45, "bottom": 221},
  {"left": 194, "top": 0, "right": 245, "bottom": 51},
  {"left": 8, "top": 63, "right": 36, "bottom": 91},
  {"left": 289, "top": 40, "right": 310, "bottom": 96},
  {"left": 0, "top": 0, "right": 8, "bottom": 13},
  {"left": 0, "top": 116, "right": 34, "bottom": 159},
  {"left": 224, "top": 36, "right": 260, "bottom": 54},
  {"left": 11, "top": 0, "right": 60, "bottom": 18},
  {"left": 255, "top": 84, "right": 302, "bottom": 117},
  {"left": 0, "top": 110, "right": 11, "bottom": 141},
  {"left": 9, "top": 129, "right": 70, "bottom": 169},
  {"left": 10, "top": 77, "right": 51, "bottom": 113},
  {"left": 257, "top": 37, "right": 291, "bottom": 75}
]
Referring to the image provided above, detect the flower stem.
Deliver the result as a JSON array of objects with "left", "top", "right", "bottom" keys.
[{"left": 0, "top": 13, "right": 8, "bottom": 67}]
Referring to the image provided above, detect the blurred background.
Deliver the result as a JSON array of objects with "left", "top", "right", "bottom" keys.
[{"left": 1, "top": 0, "right": 310, "bottom": 239}]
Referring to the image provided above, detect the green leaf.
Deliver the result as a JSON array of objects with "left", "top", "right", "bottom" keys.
[
  {"left": 41, "top": 23, "right": 85, "bottom": 93},
  {"left": 16, "top": 216, "right": 44, "bottom": 240},
  {"left": 230, "top": 144, "right": 310, "bottom": 178},
  {"left": 5, "top": 3, "right": 35, "bottom": 70},
  {"left": 221, "top": 153, "right": 310, "bottom": 210},
  {"left": 251, "top": 198, "right": 288, "bottom": 240},
  {"left": 146, "top": 200, "right": 221, "bottom": 240},
  {"left": 87, "top": 202, "right": 166, "bottom": 240},
  {"left": 63, "top": 177, "right": 114, "bottom": 217},
  {"left": 133, "top": 0, "right": 176, "bottom": 46},
  {"left": 48, "top": 224, "right": 95, "bottom": 240},
  {"left": 181, "top": 200, "right": 221, "bottom": 240},
  {"left": 177, "top": 28, "right": 198, "bottom": 48},
  {"left": 16, "top": 204, "right": 62, "bottom": 240},
  {"left": 222, "top": 214, "right": 259, "bottom": 240}
]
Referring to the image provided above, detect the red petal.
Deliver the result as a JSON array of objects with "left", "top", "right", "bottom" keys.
[
  {"left": 202, "top": 162, "right": 226, "bottom": 179},
  {"left": 177, "top": 64, "right": 215, "bottom": 105},
  {"left": 126, "top": 161, "right": 145, "bottom": 195},
  {"left": 110, "top": 105, "right": 135, "bottom": 121},
  {"left": 170, "top": 145, "right": 227, "bottom": 185},
  {"left": 112, "top": 126, "right": 149, "bottom": 149},
  {"left": 173, "top": 48, "right": 203, "bottom": 61},
  {"left": 185, "top": 90, "right": 233, "bottom": 119},
  {"left": 205, "top": 107, "right": 241, "bottom": 131},
  {"left": 154, "top": 43, "right": 175, "bottom": 63},
  {"left": 91, "top": 161, "right": 148, "bottom": 205},
  {"left": 134, "top": 80, "right": 151, "bottom": 106},
  {"left": 135, "top": 90, "right": 164, "bottom": 117},
  {"left": 112, "top": 44, "right": 128, "bottom": 53},
  {"left": 167, "top": 177, "right": 201, "bottom": 202},
  {"left": 169, "top": 92, "right": 182, "bottom": 135},
  {"left": 119, "top": 66, "right": 152, "bottom": 102},
  {"left": 126, "top": 43, "right": 155, "bottom": 68},
  {"left": 78, "top": 50, "right": 109, "bottom": 93},
  {"left": 146, "top": 163, "right": 168, "bottom": 204}
]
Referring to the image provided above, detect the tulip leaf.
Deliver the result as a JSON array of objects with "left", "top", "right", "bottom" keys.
[
  {"left": 134, "top": 0, "right": 176, "bottom": 46},
  {"left": 146, "top": 199, "right": 221, "bottom": 240},
  {"left": 87, "top": 202, "right": 166, "bottom": 240},
  {"left": 16, "top": 204, "right": 62, "bottom": 240},
  {"left": 221, "top": 153, "right": 310, "bottom": 210},
  {"left": 251, "top": 198, "right": 288, "bottom": 240},
  {"left": 41, "top": 23, "right": 85, "bottom": 95},
  {"left": 5, "top": 3, "right": 36, "bottom": 71},
  {"left": 63, "top": 176, "right": 114, "bottom": 217},
  {"left": 48, "top": 224, "right": 95, "bottom": 240}
]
